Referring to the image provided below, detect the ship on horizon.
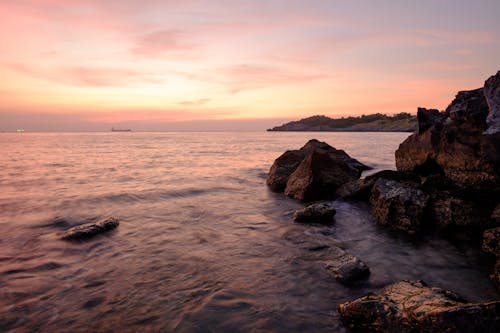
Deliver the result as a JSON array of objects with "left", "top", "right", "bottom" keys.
[{"left": 111, "top": 127, "right": 131, "bottom": 132}]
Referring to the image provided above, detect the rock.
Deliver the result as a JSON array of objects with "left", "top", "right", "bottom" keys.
[
  {"left": 446, "top": 88, "right": 489, "bottom": 130},
  {"left": 324, "top": 254, "right": 370, "bottom": 285},
  {"left": 336, "top": 170, "right": 421, "bottom": 200},
  {"left": 338, "top": 280, "right": 500, "bottom": 333},
  {"left": 483, "top": 227, "right": 500, "bottom": 257},
  {"left": 485, "top": 71, "right": 500, "bottom": 135},
  {"left": 417, "top": 107, "right": 446, "bottom": 134},
  {"left": 429, "top": 193, "right": 484, "bottom": 231},
  {"left": 61, "top": 217, "right": 119, "bottom": 240},
  {"left": 267, "top": 139, "right": 369, "bottom": 198},
  {"left": 492, "top": 203, "right": 500, "bottom": 224},
  {"left": 370, "top": 179, "right": 429, "bottom": 235},
  {"left": 492, "top": 261, "right": 500, "bottom": 289},
  {"left": 293, "top": 202, "right": 336, "bottom": 224},
  {"left": 266, "top": 150, "right": 305, "bottom": 192}
]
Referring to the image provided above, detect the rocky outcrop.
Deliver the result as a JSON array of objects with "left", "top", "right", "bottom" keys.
[
  {"left": 61, "top": 217, "right": 119, "bottom": 240},
  {"left": 483, "top": 228, "right": 500, "bottom": 288},
  {"left": 370, "top": 179, "right": 429, "bottom": 235},
  {"left": 395, "top": 72, "right": 500, "bottom": 191},
  {"left": 267, "top": 139, "right": 369, "bottom": 201},
  {"left": 324, "top": 254, "right": 369, "bottom": 285},
  {"left": 485, "top": 71, "right": 500, "bottom": 134},
  {"left": 293, "top": 202, "right": 336, "bottom": 224},
  {"left": 338, "top": 280, "right": 500, "bottom": 333}
]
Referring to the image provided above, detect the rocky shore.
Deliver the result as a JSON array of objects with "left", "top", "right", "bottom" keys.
[{"left": 267, "top": 71, "right": 500, "bottom": 331}]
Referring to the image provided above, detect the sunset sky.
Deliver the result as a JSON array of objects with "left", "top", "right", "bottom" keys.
[{"left": 1, "top": 0, "right": 499, "bottom": 131}]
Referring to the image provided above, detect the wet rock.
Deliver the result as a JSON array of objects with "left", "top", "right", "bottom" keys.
[
  {"left": 324, "top": 253, "right": 369, "bottom": 285},
  {"left": 485, "top": 71, "right": 500, "bottom": 135},
  {"left": 267, "top": 139, "right": 369, "bottom": 199},
  {"left": 293, "top": 202, "right": 336, "bottom": 224},
  {"left": 483, "top": 227, "right": 500, "bottom": 256},
  {"left": 336, "top": 170, "right": 421, "bottom": 200},
  {"left": 338, "top": 280, "right": 500, "bottom": 333},
  {"left": 61, "top": 217, "right": 119, "bottom": 240},
  {"left": 266, "top": 150, "right": 305, "bottom": 192},
  {"left": 395, "top": 72, "right": 500, "bottom": 191},
  {"left": 370, "top": 179, "right": 429, "bottom": 235}
]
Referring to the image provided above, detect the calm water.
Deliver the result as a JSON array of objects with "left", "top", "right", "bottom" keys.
[{"left": 0, "top": 132, "right": 497, "bottom": 332}]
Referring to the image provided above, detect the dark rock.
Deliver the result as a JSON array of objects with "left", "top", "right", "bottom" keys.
[
  {"left": 337, "top": 170, "right": 422, "bottom": 200},
  {"left": 492, "top": 261, "right": 500, "bottom": 289},
  {"left": 492, "top": 203, "right": 500, "bottom": 224},
  {"left": 429, "top": 193, "right": 484, "bottom": 231},
  {"left": 485, "top": 71, "right": 500, "bottom": 135},
  {"left": 266, "top": 150, "right": 305, "bottom": 192},
  {"left": 395, "top": 72, "right": 500, "bottom": 191},
  {"left": 338, "top": 280, "right": 500, "bottom": 333},
  {"left": 483, "top": 227, "right": 500, "bottom": 257},
  {"left": 446, "top": 88, "right": 489, "bottom": 130},
  {"left": 324, "top": 253, "right": 370, "bottom": 285},
  {"left": 61, "top": 217, "right": 119, "bottom": 240},
  {"left": 293, "top": 202, "right": 336, "bottom": 224},
  {"left": 267, "top": 139, "right": 369, "bottom": 195},
  {"left": 370, "top": 179, "right": 429, "bottom": 235},
  {"left": 417, "top": 107, "right": 446, "bottom": 134}
]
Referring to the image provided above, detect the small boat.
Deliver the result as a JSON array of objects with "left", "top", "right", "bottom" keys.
[{"left": 111, "top": 127, "right": 131, "bottom": 132}]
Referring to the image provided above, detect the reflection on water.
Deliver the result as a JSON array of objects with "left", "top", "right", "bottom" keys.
[{"left": 0, "top": 132, "right": 497, "bottom": 332}]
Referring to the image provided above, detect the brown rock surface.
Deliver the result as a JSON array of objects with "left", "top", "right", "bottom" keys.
[{"left": 61, "top": 217, "right": 119, "bottom": 240}]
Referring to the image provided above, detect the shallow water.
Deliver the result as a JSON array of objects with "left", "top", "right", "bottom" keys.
[{"left": 0, "top": 132, "right": 497, "bottom": 332}]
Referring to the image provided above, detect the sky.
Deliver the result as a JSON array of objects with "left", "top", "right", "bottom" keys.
[{"left": 0, "top": 0, "right": 499, "bottom": 131}]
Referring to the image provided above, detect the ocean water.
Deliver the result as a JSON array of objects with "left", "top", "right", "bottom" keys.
[{"left": 0, "top": 132, "right": 497, "bottom": 332}]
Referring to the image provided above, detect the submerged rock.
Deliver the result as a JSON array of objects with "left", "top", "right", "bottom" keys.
[
  {"left": 267, "top": 139, "right": 369, "bottom": 201},
  {"left": 338, "top": 280, "right": 500, "bottom": 333},
  {"left": 324, "top": 253, "right": 369, "bottom": 285},
  {"left": 293, "top": 202, "right": 336, "bottom": 224},
  {"left": 61, "top": 217, "right": 119, "bottom": 240},
  {"left": 370, "top": 179, "right": 429, "bottom": 235}
]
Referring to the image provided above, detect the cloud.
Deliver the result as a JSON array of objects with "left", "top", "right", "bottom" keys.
[
  {"left": 7, "top": 63, "right": 162, "bottom": 87},
  {"left": 131, "top": 29, "right": 196, "bottom": 57},
  {"left": 217, "top": 64, "right": 327, "bottom": 93},
  {"left": 179, "top": 98, "right": 211, "bottom": 106}
]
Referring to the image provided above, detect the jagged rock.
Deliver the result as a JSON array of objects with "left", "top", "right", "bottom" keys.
[
  {"left": 293, "top": 202, "right": 336, "bottom": 224},
  {"left": 338, "top": 280, "right": 500, "bottom": 333},
  {"left": 429, "top": 193, "right": 484, "bottom": 230},
  {"left": 483, "top": 227, "right": 500, "bottom": 257},
  {"left": 267, "top": 139, "right": 369, "bottom": 195},
  {"left": 492, "top": 203, "right": 500, "bottom": 224},
  {"left": 370, "top": 179, "right": 429, "bottom": 235},
  {"left": 336, "top": 170, "right": 421, "bottom": 200},
  {"left": 446, "top": 88, "right": 489, "bottom": 130},
  {"left": 61, "top": 217, "right": 119, "bottom": 240},
  {"left": 417, "top": 107, "right": 447, "bottom": 134},
  {"left": 395, "top": 72, "right": 500, "bottom": 191},
  {"left": 324, "top": 254, "right": 369, "bottom": 285},
  {"left": 485, "top": 71, "right": 500, "bottom": 135}
]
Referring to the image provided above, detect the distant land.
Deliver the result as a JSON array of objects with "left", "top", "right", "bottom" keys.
[{"left": 267, "top": 113, "right": 417, "bottom": 132}]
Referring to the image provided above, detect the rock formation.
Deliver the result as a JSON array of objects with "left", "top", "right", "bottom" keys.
[
  {"left": 267, "top": 139, "right": 369, "bottom": 201},
  {"left": 338, "top": 280, "right": 500, "bottom": 333},
  {"left": 324, "top": 254, "right": 370, "bottom": 285},
  {"left": 395, "top": 71, "right": 500, "bottom": 191},
  {"left": 293, "top": 202, "right": 336, "bottom": 224},
  {"left": 61, "top": 217, "right": 119, "bottom": 240}
]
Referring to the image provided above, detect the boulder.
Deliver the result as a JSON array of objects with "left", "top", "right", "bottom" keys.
[
  {"left": 485, "top": 71, "right": 500, "bottom": 135},
  {"left": 395, "top": 71, "right": 500, "bottom": 191},
  {"left": 267, "top": 139, "right": 369, "bottom": 199},
  {"left": 492, "top": 203, "right": 500, "bottom": 224},
  {"left": 338, "top": 280, "right": 500, "bottom": 333},
  {"left": 324, "top": 253, "right": 370, "bottom": 285},
  {"left": 293, "top": 202, "right": 336, "bottom": 224},
  {"left": 429, "top": 193, "right": 484, "bottom": 231},
  {"left": 482, "top": 227, "right": 500, "bottom": 289},
  {"left": 61, "top": 217, "right": 119, "bottom": 240},
  {"left": 336, "top": 170, "right": 421, "bottom": 200},
  {"left": 370, "top": 179, "right": 429, "bottom": 235}
]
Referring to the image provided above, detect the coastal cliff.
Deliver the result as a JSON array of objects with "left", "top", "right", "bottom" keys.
[{"left": 268, "top": 113, "right": 417, "bottom": 132}]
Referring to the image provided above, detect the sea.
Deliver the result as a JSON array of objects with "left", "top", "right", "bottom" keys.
[{"left": 0, "top": 132, "right": 498, "bottom": 332}]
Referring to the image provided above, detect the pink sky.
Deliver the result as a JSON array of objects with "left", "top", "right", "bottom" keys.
[{"left": 1, "top": 0, "right": 499, "bottom": 131}]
